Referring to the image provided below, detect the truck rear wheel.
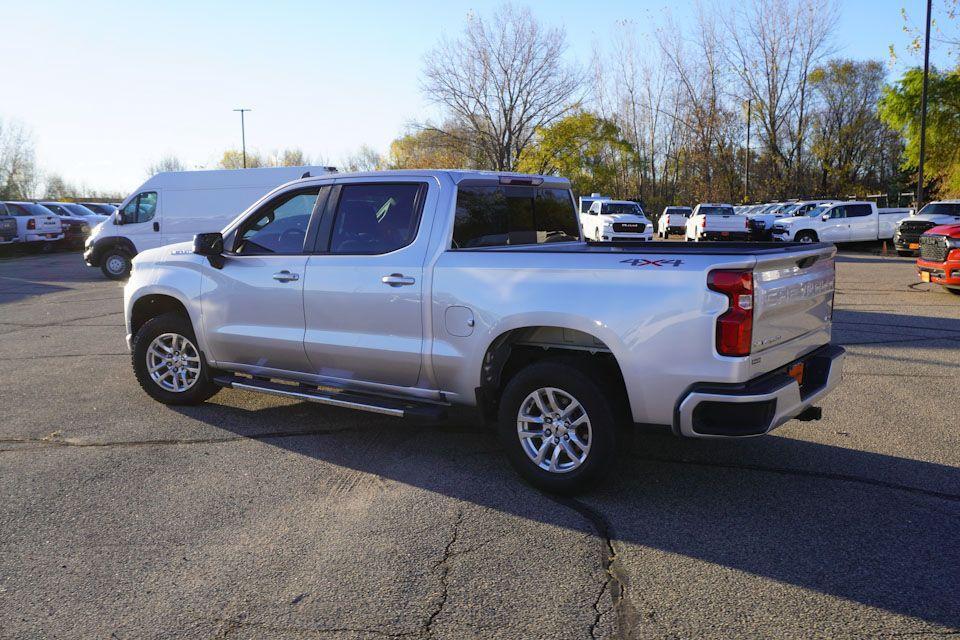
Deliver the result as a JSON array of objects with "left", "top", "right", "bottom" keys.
[
  {"left": 497, "top": 360, "right": 622, "bottom": 493},
  {"left": 101, "top": 249, "right": 132, "bottom": 280},
  {"left": 132, "top": 312, "right": 220, "bottom": 405}
]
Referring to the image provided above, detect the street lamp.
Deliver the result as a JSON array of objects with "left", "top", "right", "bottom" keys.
[{"left": 233, "top": 108, "right": 251, "bottom": 169}]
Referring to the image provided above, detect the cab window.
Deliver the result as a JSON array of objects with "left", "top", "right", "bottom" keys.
[
  {"left": 121, "top": 192, "right": 158, "bottom": 224},
  {"left": 828, "top": 207, "right": 846, "bottom": 219},
  {"left": 235, "top": 188, "right": 320, "bottom": 255},
  {"left": 453, "top": 185, "right": 580, "bottom": 248},
  {"left": 846, "top": 204, "right": 872, "bottom": 218}
]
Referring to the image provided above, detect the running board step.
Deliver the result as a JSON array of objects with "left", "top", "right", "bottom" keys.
[{"left": 213, "top": 375, "right": 447, "bottom": 420}]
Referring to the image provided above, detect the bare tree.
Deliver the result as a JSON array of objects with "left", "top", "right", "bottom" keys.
[
  {"left": 721, "top": 0, "right": 838, "bottom": 192},
  {"left": 341, "top": 144, "right": 383, "bottom": 172},
  {"left": 146, "top": 154, "right": 186, "bottom": 177},
  {"left": 0, "top": 119, "right": 39, "bottom": 200},
  {"left": 421, "top": 4, "right": 586, "bottom": 170}
]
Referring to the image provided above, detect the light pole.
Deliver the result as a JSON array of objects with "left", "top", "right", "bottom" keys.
[
  {"left": 744, "top": 98, "right": 752, "bottom": 203},
  {"left": 233, "top": 108, "right": 251, "bottom": 168},
  {"left": 917, "top": 0, "right": 932, "bottom": 209}
]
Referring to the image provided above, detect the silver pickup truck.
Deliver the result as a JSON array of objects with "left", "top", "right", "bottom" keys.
[{"left": 124, "top": 170, "right": 844, "bottom": 491}]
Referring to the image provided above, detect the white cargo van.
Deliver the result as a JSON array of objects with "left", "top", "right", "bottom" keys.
[{"left": 84, "top": 166, "right": 334, "bottom": 279}]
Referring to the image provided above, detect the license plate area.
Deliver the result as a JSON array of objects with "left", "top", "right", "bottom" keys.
[{"left": 920, "top": 271, "right": 931, "bottom": 282}]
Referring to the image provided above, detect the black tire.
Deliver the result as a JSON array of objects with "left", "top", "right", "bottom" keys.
[
  {"left": 796, "top": 230, "right": 819, "bottom": 244},
  {"left": 945, "top": 287, "right": 960, "bottom": 296},
  {"left": 132, "top": 312, "right": 221, "bottom": 405},
  {"left": 100, "top": 249, "right": 132, "bottom": 280},
  {"left": 497, "top": 359, "right": 624, "bottom": 493}
]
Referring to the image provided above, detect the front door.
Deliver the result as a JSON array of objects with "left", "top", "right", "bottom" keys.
[
  {"left": 820, "top": 205, "right": 850, "bottom": 243},
  {"left": 200, "top": 187, "right": 322, "bottom": 374},
  {"left": 118, "top": 191, "right": 162, "bottom": 252},
  {"left": 302, "top": 180, "right": 431, "bottom": 388}
]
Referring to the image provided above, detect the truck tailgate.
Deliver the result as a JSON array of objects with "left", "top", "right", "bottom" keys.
[{"left": 752, "top": 245, "right": 836, "bottom": 353}]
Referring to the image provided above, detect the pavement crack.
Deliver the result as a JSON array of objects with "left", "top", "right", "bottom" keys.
[
  {"left": 422, "top": 508, "right": 464, "bottom": 638},
  {"left": 543, "top": 495, "right": 637, "bottom": 640}
]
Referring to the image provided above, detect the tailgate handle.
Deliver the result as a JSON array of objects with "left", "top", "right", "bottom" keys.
[{"left": 797, "top": 256, "right": 818, "bottom": 269}]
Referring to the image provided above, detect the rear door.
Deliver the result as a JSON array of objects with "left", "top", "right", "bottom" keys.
[
  {"left": 845, "top": 204, "right": 874, "bottom": 241},
  {"left": 301, "top": 179, "right": 433, "bottom": 387}
]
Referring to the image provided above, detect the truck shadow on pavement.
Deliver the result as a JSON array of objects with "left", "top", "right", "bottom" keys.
[{"left": 174, "top": 401, "right": 960, "bottom": 629}]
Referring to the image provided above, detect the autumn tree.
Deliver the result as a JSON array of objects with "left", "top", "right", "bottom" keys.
[
  {"left": 421, "top": 4, "right": 586, "bottom": 170},
  {"left": 386, "top": 128, "right": 475, "bottom": 169},
  {"left": 809, "top": 59, "right": 901, "bottom": 195},
  {"left": 516, "top": 111, "right": 638, "bottom": 197}
]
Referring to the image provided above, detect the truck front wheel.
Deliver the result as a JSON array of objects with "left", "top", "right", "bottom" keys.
[
  {"left": 132, "top": 312, "right": 221, "bottom": 405},
  {"left": 796, "top": 231, "right": 818, "bottom": 244},
  {"left": 498, "top": 360, "right": 622, "bottom": 493}
]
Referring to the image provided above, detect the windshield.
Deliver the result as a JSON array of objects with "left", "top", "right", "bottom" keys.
[
  {"left": 698, "top": 206, "right": 734, "bottom": 216},
  {"left": 63, "top": 203, "right": 95, "bottom": 216},
  {"left": 603, "top": 203, "right": 641, "bottom": 215},
  {"left": 779, "top": 204, "right": 800, "bottom": 216},
  {"left": 917, "top": 202, "right": 960, "bottom": 217},
  {"left": 804, "top": 206, "right": 828, "bottom": 217}
]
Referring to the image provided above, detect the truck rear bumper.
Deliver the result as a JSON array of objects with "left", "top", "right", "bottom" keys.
[{"left": 674, "top": 344, "right": 845, "bottom": 438}]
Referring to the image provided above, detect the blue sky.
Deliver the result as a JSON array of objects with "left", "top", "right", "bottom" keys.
[{"left": 2, "top": 0, "right": 956, "bottom": 192}]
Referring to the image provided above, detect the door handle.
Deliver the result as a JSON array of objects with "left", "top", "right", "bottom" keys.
[
  {"left": 272, "top": 270, "right": 300, "bottom": 282},
  {"left": 381, "top": 273, "right": 415, "bottom": 287},
  {"left": 153, "top": 221, "right": 159, "bottom": 232}
]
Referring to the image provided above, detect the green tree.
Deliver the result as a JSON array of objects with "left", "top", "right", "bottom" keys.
[
  {"left": 516, "top": 111, "right": 638, "bottom": 198},
  {"left": 879, "top": 66, "right": 960, "bottom": 196}
]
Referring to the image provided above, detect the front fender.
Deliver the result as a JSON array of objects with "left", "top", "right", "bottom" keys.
[{"left": 123, "top": 255, "right": 205, "bottom": 354}]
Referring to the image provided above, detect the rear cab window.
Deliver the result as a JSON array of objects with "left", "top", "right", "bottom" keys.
[{"left": 453, "top": 185, "right": 580, "bottom": 249}]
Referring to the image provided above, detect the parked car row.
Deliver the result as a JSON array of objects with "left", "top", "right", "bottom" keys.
[{"left": 0, "top": 201, "right": 114, "bottom": 252}]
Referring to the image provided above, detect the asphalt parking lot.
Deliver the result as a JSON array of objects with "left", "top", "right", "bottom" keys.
[{"left": 1, "top": 247, "right": 958, "bottom": 639}]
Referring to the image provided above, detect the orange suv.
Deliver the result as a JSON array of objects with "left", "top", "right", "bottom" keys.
[{"left": 917, "top": 223, "right": 960, "bottom": 296}]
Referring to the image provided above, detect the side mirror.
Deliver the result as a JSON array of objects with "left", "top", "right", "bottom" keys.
[
  {"left": 194, "top": 232, "right": 225, "bottom": 268},
  {"left": 821, "top": 214, "right": 830, "bottom": 221},
  {"left": 113, "top": 211, "right": 124, "bottom": 225}
]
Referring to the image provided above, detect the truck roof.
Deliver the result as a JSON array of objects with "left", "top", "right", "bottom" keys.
[{"left": 292, "top": 169, "right": 571, "bottom": 189}]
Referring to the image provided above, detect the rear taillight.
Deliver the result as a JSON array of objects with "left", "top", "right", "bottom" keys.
[
  {"left": 27, "top": 219, "right": 36, "bottom": 230},
  {"left": 708, "top": 269, "right": 754, "bottom": 357},
  {"left": 745, "top": 217, "right": 749, "bottom": 229},
  {"left": 701, "top": 216, "right": 706, "bottom": 229},
  {"left": 666, "top": 215, "right": 671, "bottom": 225}
]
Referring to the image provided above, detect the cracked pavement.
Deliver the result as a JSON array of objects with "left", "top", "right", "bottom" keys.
[{"left": 0, "top": 249, "right": 958, "bottom": 639}]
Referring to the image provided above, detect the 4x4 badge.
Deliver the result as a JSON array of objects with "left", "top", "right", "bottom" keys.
[{"left": 620, "top": 258, "right": 684, "bottom": 267}]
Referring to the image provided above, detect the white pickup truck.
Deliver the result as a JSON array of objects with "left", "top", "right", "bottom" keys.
[
  {"left": 771, "top": 201, "right": 912, "bottom": 244},
  {"left": 685, "top": 203, "right": 748, "bottom": 241},
  {"left": 124, "top": 170, "right": 844, "bottom": 491},
  {"left": 580, "top": 199, "right": 653, "bottom": 242},
  {"left": 657, "top": 206, "right": 692, "bottom": 238}
]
